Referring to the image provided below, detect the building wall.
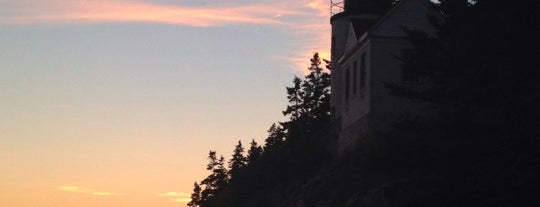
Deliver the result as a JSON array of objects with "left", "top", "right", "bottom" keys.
[
  {"left": 333, "top": 0, "right": 435, "bottom": 155},
  {"left": 338, "top": 113, "right": 370, "bottom": 153},
  {"left": 338, "top": 42, "right": 372, "bottom": 154},
  {"left": 341, "top": 42, "right": 371, "bottom": 131},
  {"left": 337, "top": 38, "right": 413, "bottom": 154},
  {"left": 330, "top": 14, "right": 351, "bottom": 121},
  {"left": 366, "top": 0, "right": 435, "bottom": 132},
  {"left": 369, "top": 38, "right": 412, "bottom": 131},
  {"left": 338, "top": 38, "right": 414, "bottom": 155}
]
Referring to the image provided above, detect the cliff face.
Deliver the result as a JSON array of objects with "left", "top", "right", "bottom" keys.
[
  {"left": 199, "top": 1, "right": 540, "bottom": 205},
  {"left": 231, "top": 125, "right": 537, "bottom": 207}
]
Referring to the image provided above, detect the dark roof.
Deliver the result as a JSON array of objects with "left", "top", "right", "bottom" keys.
[
  {"left": 344, "top": 0, "right": 393, "bottom": 14},
  {"left": 350, "top": 18, "right": 379, "bottom": 39}
]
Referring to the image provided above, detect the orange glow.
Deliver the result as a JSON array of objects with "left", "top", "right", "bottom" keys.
[
  {"left": 306, "top": 0, "right": 331, "bottom": 17},
  {"left": 286, "top": 49, "right": 331, "bottom": 75},
  {"left": 91, "top": 192, "right": 114, "bottom": 196},
  {"left": 285, "top": 22, "right": 331, "bottom": 74},
  {"left": 0, "top": 1, "right": 332, "bottom": 207},
  {"left": 58, "top": 185, "right": 123, "bottom": 196},
  {"left": 173, "top": 198, "right": 192, "bottom": 203},
  {"left": 59, "top": 186, "right": 84, "bottom": 192},
  {"left": 159, "top": 191, "right": 191, "bottom": 203}
]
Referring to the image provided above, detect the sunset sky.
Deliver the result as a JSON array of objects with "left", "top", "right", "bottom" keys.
[{"left": 0, "top": 0, "right": 331, "bottom": 206}]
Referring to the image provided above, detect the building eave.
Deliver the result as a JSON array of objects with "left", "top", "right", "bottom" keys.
[
  {"left": 338, "top": 34, "right": 408, "bottom": 66},
  {"left": 338, "top": 0, "right": 437, "bottom": 67}
]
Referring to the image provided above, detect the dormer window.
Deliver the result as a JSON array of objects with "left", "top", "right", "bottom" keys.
[
  {"left": 345, "top": 68, "right": 350, "bottom": 100},
  {"left": 353, "top": 61, "right": 358, "bottom": 94},
  {"left": 360, "top": 53, "right": 366, "bottom": 89},
  {"left": 400, "top": 49, "right": 425, "bottom": 88}
]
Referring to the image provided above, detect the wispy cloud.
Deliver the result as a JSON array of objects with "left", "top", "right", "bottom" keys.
[
  {"left": 59, "top": 185, "right": 87, "bottom": 192},
  {"left": 58, "top": 185, "right": 124, "bottom": 196},
  {"left": 282, "top": 0, "right": 331, "bottom": 73},
  {"left": 92, "top": 191, "right": 122, "bottom": 196},
  {"left": 173, "top": 197, "right": 193, "bottom": 203},
  {"left": 1, "top": 0, "right": 330, "bottom": 72},
  {"left": 306, "top": 0, "right": 331, "bottom": 17},
  {"left": 0, "top": 0, "right": 298, "bottom": 27},
  {"left": 159, "top": 191, "right": 191, "bottom": 203},
  {"left": 158, "top": 192, "right": 189, "bottom": 197},
  {"left": 284, "top": 13, "right": 331, "bottom": 73}
]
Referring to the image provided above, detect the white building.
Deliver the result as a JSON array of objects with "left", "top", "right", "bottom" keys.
[{"left": 330, "top": 0, "right": 436, "bottom": 154}]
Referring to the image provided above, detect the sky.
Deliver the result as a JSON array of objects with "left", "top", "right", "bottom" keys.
[{"left": 0, "top": 0, "right": 331, "bottom": 206}]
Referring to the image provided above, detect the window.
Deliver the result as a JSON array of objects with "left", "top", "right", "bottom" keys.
[
  {"left": 345, "top": 68, "right": 350, "bottom": 100},
  {"left": 400, "top": 49, "right": 421, "bottom": 87},
  {"left": 360, "top": 53, "right": 366, "bottom": 88},
  {"left": 331, "top": 36, "right": 336, "bottom": 55},
  {"left": 353, "top": 61, "right": 357, "bottom": 94}
]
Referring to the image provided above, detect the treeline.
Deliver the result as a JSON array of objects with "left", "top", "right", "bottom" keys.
[
  {"left": 187, "top": 0, "right": 540, "bottom": 206},
  {"left": 187, "top": 53, "right": 333, "bottom": 207}
]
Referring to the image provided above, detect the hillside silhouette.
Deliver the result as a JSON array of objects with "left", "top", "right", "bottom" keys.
[{"left": 187, "top": 1, "right": 540, "bottom": 207}]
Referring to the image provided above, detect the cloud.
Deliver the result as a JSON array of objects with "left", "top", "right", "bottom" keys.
[
  {"left": 91, "top": 191, "right": 123, "bottom": 196},
  {"left": 282, "top": 15, "right": 331, "bottom": 73},
  {"left": 58, "top": 185, "right": 123, "bottom": 196},
  {"left": 285, "top": 50, "right": 330, "bottom": 75},
  {"left": 159, "top": 192, "right": 190, "bottom": 197},
  {"left": 306, "top": 0, "right": 331, "bottom": 17},
  {"left": 173, "top": 197, "right": 193, "bottom": 203},
  {"left": 59, "top": 186, "right": 87, "bottom": 192},
  {"left": 272, "top": 0, "right": 330, "bottom": 73},
  {"left": 0, "top": 0, "right": 299, "bottom": 27},
  {"left": 1, "top": 0, "right": 330, "bottom": 72},
  {"left": 159, "top": 191, "right": 191, "bottom": 203}
]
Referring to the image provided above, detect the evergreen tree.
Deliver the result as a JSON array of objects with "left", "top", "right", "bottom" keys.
[
  {"left": 264, "top": 123, "right": 286, "bottom": 151},
  {"left": 187, "top": 182, "right": 202, "bottom": 207},
  {"left": 282, "top": 53, "right": 331, "bottom": 123},
  {"left": 382, "top": 0, "right": 540, "bottom": 205},
  {"left": 214, "top": 155, "right": 228, "bottom": 189},
  {"left": 392, "top": 0, "right": 539, "bottom": 117},
  {"left": 282, "top": 76, "right": 305, "bottom": 120},
  {"left": 247, "top": 139, "right": 263, "bottom": 164},
  {"left": 302, "top": 53, "right": 331, "bottom": 123},
  {"left": 188, "top": 53, "right": 335, "bottom": 207},
  {"left": 282, "top": 52, "right": 332, "bottom": 137},
  {"left": 228, "top": 140, "right": 247, "bottom": 180},
  {"left": 200, "top": 185, "right": 211, "bottom": 206},
  {"left": 200, "top": 151, "right": 229, "bottom": 205}
]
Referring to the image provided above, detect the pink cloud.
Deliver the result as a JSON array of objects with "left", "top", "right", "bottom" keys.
[
  {"left": 1, "top": 0, "right": 330, "bottom": 72},
  {"left": 0, "top": 0, "right": 299, "bottom": 27},
  {"left": 306, "top": 0, "right": 331, "bottom": 17}
]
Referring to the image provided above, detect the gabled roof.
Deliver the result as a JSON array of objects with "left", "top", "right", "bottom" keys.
[
  {"left": 339, "top": 0, "right": 437, "bottom": 65},
  {"left": 343, "top": 16, "right": 381, "bottom": 56},
  {"left": 367, "top": 0, "right": 437, "bottom": 38},
  {"left": 351, "top": 18, "right": 379, "bottom": 39}
]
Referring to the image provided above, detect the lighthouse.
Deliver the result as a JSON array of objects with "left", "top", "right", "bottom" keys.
[
  {"left": 329, "top": 0, "right": 436, "bottom": 155},
  {"left": 330, "top": 0, "right": 393, "bottom": 121}
]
